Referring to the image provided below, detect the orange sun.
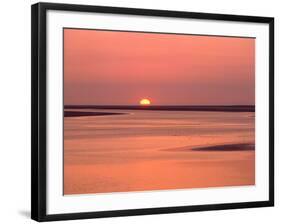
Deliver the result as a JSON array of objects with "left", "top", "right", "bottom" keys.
[{"left": 139, "top": 98, "right": 151, "bottom": 106}]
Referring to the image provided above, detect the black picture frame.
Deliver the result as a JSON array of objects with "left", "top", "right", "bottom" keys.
[{"left": 31, "top": 2, "right": 274, "bottom": 222}]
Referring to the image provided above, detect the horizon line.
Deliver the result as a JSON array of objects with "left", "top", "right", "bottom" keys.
[{"left": 64, "top": 104, "right": 255, "bottom": 107}]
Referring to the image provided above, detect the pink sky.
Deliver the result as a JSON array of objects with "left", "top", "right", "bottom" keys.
[{"left": 64, "top": 29, "right": 255, "bottom": 105}]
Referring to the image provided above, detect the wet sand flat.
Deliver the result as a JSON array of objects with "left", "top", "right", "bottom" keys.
[{"left": 64, "top": 109, "right": 255, "bottom": 195}]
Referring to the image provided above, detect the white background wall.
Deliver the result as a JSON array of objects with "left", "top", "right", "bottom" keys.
[{"left": 0, "top": 0, "right": 279, "bottom": 223}]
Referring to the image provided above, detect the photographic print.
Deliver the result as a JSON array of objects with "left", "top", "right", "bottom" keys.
[
  {"left": 63, "top": 29, "right": 255, "bottom": 195},
  {"left": 31, "top": 3, "right": 274, "bottom": 221}
]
